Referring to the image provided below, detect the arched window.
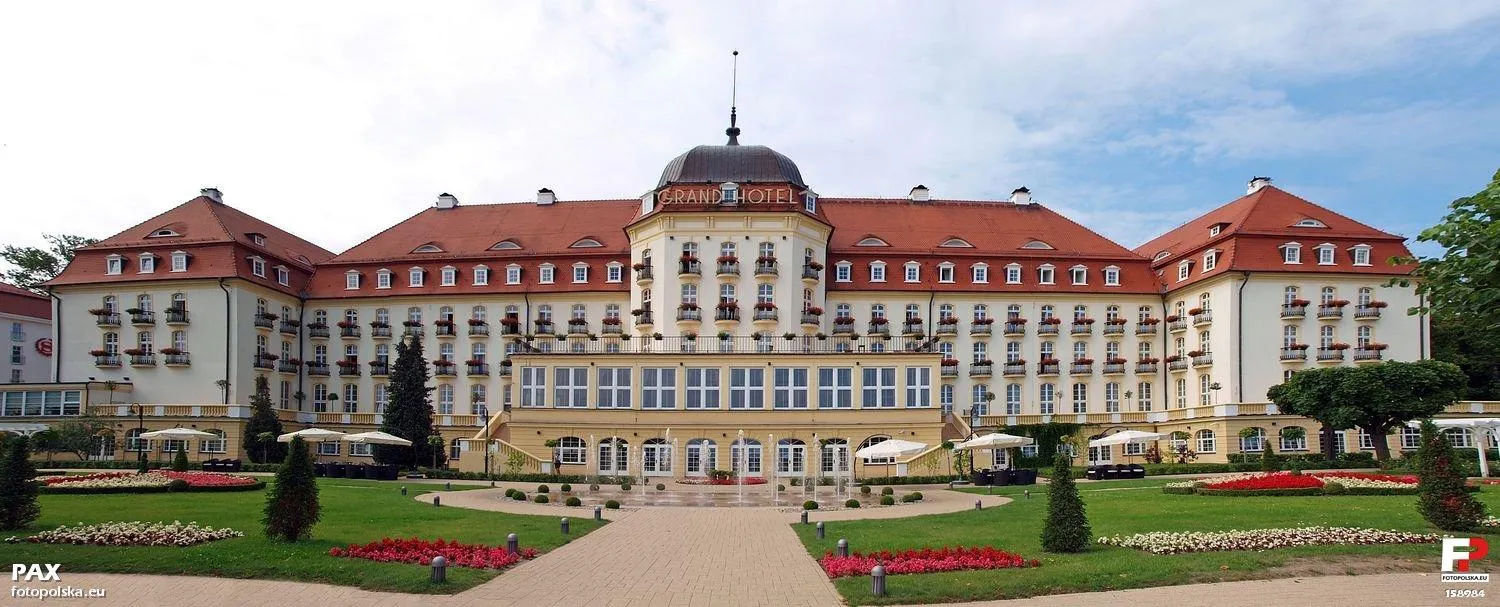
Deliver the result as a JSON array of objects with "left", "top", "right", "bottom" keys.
[
  {"left": 538, "top": 304, "right": 552, "bottom": 321},
  {"left": 470, "top": 384, "right": 487, "bottom": 416},
  {"left": 407, "top": 306, "right": 422, "bottom": 323},
  {"left": 1284, "top": 286, "right": 1300, "bottom": 304},
  {"left": 835, "top": 303, "right": 851, "bottom": 317},
  {"left": 820, "top": 438, "right": 850, "bottom": 474},
  {"left": 437, "top": 384, "right": 454, "bottom": 414},
  {"left": 439, "top": 306, "right": 454, "bottom": 322},
  {"left": 1137, "top": 305, "right": 1152, "bottom": 322},
  {"left": 171, "top": 293, "right": 186, "bottom": 311},
  {"left": 1281, "top": 426, "right": 1307, "bottom": 451},
  {"left": 1199, "top": 374, "right": 1211, "bottom": 405},
  {"left": 1005, "top": 384, "right": 1022, "bottom": 414},
  {"left": 1283, "top": 325, "right": 1299, "bottom": 347},
  {"left": 720, "top": 242, "right": 736, "bottom": 258},
  {"left": 103, "top": 295, "right": 118, "bottom": 313},
  {"left": 1105, "top": 305, "right": 1120, "bottom": 322},
  {"left": 1040, "top": 305, "right": 1055, "bottom": 321},
  {"left": 871, "top": 304, "right": 885, "bottom": 319},
  {"left": 1196, "top": 429, "right": 1216, "bottom": 453},
  {"left": 557, "top": 436, "right": 586, "bottom": 464},
  {"left": 1320, "top": 325, "right": 1335, "bottom": 348},
  {"left": 374, "top": 384, "right": 388, "bottom": 413},
  {"left": 1071, "top": 383, "right": 1088, "bottom": 413},
  {"left": 682, "top": 242, "right": 698, "bottom": 258},
  {"left": 571, "top": 304, "right": 587, "bottom": 320},
  {"left": 1038, "top": 383, "right": 1055, "bottom": 415},
  {"left": 730, "top": 437, "right": 762, "bottom": 474},
  {"left": 1007, "top": 304, "right": 1021, "bottom": 319},
  {"left": 171, "top": 330, "right": 187, "bottom": 352},
  {"left": 905, "top": 304, "right": 920, "bottom": 320},
  {"left": 937, "top": 303, "right": 954, "bottom": 320},
  {"left": 973, "top": 304, "right": 988, "bottom": 321},
  {"left": 375, "top": 308, "right": 389, "bottom": 324},
  {"left": 1240, "top": 427, "right": 1265, "bottom": 452},
  {"left": 686, "top": 438, "right": 717, "bottom": 475},
  {"left": 125, "top": 428, "right": 147, "bottom": 452},
  {"left": 757, "top": 284, "right": 774, "bottom": 304},
  {"left": 1320, "top": 286, "right": 1336, "bottom": 304},
  {"left": 471, "top": 342, "right": 487, "bottom": 361},
  {"left": 1072, "top": 305, "right": 1087, "bottom": 320},
  {"left": 1005, "top": 341, "right": 1021, "bottom": 362},
  {"left": 775, "top": 438, "right": 806, "bottom": 474},
  {"left": 1199, "top": 293, "right": 1211, "bottom": 311},
  {"left": 472, "top": 305, "right": 487, "bottom": 322},
  {"left": 1357, "top": 287, "right": 1373, "bottom": 306},
  {"left": 1357, "top": 325, "right": 1372, "bottom": 348},
  {"left": 759, "top": 242, "right": 775, "bottom": 259}
]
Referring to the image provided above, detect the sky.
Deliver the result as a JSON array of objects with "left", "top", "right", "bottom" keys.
[{"left": 1, "top": 1, "right": 1497, "bottom": 261}]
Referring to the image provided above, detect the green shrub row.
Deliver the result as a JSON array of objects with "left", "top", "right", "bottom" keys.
[
  {"left": 1224, "top": 452, "right": 1376, "bottom": 466},
  {"left": 855, "top": 475, "right": 964, "bottom": 486}
]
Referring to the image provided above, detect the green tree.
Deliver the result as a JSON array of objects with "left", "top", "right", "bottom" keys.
[
  {"left": 242, "top": 376, "right": 285, "bottom": 464},
  {"left": 32, "top": 414, "right": 111, "bottom": 461},
  {"left": 0, "top": 436, "right": 41, "bottom": 530},
  {"left": 1268, "top": 360, "right": 1466, "bottom": 462},
  {"left": 375, "top": 338, "right": 442, "bottom": 469},
  {"left": 172, "top": 446, "right": 189, "bottom": 472},
  {"left": 1392, "top": 168, "right": 1500, "bottom": 329},
  {"left": 1260, "top": 437, "right": 1281, "bottom": 472},
  {"left": 1414, "top": 420, "right": 1487, "bottom": 531},
  {"left": 1431, "top": 310, "right": 1500, "bottom": 400},
  {"left": 263, "top": 436, "right": 321, "bottom": 541},
  {"left": 1040, "top": 452, "right": 1090, "bottom": 553},
  {"left": 0, "top": 234, "right": 97, "bottom": 292}
]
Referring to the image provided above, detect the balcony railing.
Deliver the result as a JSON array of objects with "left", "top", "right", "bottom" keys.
[
  {"left": 278, "top": 321, "right": 299, "bottom": 336},
  {"left": 633, "top": 312, "right": 654, "bottom": 326},
  {"left": 1103, "top": 322, "right": 1125, "bottom": 335},
  {"left": 902, "top": 321, "right": 923, "bottom": 335},
  {"left": 505, "top": 335, "right": 935, "bottom": 355},
  {"left": 165, "top": 309, "right": 189, "bottom": 325},
  {"left": 253, "top": 316, "right": 275, "bottom": 329},
  {"left": 753, "top": 309, "right": 778, "bottom": 322},
  {"left": 1003, "top": 363, "right": 1027, "bottom": 376},
  {"left": 534, "top": 321, "right": 554, "bottom": 334},
  {"left": 1038, "top": 323, "right": 1060, "bottom": 335},
  {"left": 1317, "top": 305, "right": 1344, "bottom": 319},
  {"left": 602, "top": 322, "right": 624, "bottom": 334},
  {"left": 1281, "top": 303, "right": 1307, "bottom": 318},
  {"left": 1167, "top": 359, "right": 1188, "bottom": 371},
  {"left": 307, "top": 324, "right": 330, "bottom": 339},
  {"left": 969, "top": 364, "right": 993, "bottom": 377},
  {"left": 1191, "top": 353, "right": 1214, "bottom": 367},
  {"left": 867, "top": 322, "right": 889, "bottom": 335},
  {"left": 370, "top": 325, "right": 391, "bottom": 338},
  {"left": 338, "top": 363, "right": 361, "bottom": 377},
  {"left": 94, "top": 354, "right": 121, "bottom": 367},
  {"left": 1193, "top": 310, "right": 1213, "bottom": 325},
  {"left": 128, "top": 354, "right": 156, "bottom": 366},
  {"left": 1135, "top": 362, "right": 1158, "bottom": 374},
  {"left": 1316, "top": 348, "right": 1345, "bottom": 361},
  {"left": 935, "top": 321, "right": 958, "bottom": 336},
  {"left": 469, "top": 323, "right": 490, "bottom": 336},
  {"left": 716, "top": 261, "right": 740, "bottom": 276},
  {"left": 832, "top": 323, "right": 855, "bottom": 336},
  {"left": 971, "top": 323, "right": 994, "bottom": 336},
  {"left": 277, "top": 361, "right": 300, "bottom": 373},
  {"left": 1354, "top": 348, "right": 1384, "bottom": 361},
  {"left": 95, "top": 312, "right": 121, "bottom": 326},
  {"left": 1280, "top": 347, "right": 1308, "bottom": 361},
  {"left": 306, "top": 362, "right": 330, "bottom": 376},
  {"left": 567, "top": 320, "right": 590, "bottom": 335},
  {"left": 435, "top": 323, "right": 457, "bottom": 337},
  {"left": 368, "top": 362, "right": 390, "bottom": 376},
  {"left": 163, "top": 353, "right": 191, "bottom": 366},
  {"left": 1136, "top": 322, "right": 1158, "bottom": 335},
  {"left": 715, "top": 307, "right": 740, "bottom": 322},
  {"left": 1103, "top": 362, "right": 1126, "bottom": 375},
  {"left": 1070, "top": 362, "right": 1093, "bottom": 375},
  {"left": 1003, "top": 322, "right": 1026, "bottom": 336},
  {"left": 467, "top": 363, "right": 490, "bottom": 376},
  {"left": 1167, "top": 318, "right": 1188, "bottom": 332},
  {"left": 940, "top": 365, "right": 959, "bottom": 378},
  {"left": 801, "top": 264, "right": 821, "bottom": 280},
  {"left": 754, "top": 259, "right": 778, "bottom": 276},
  {"left": 1070, "top": 323, "right": 1092, "bottom": 335},
  {"left": 433, "top": 362, "right": 457, "bottom": 376},
  {"left": 800, "top": 312, "right": 821, "bottom": 326},
  {"left": 1037, "top": 362, "right": 1060, "bottom": 375},
  {"left": 1354, "top": 305, "right": 1383, "bottom": 319},
  {"left": 498, "top": 364, "right": 513, "bottom": 378},
  {"left": 635, "top": 266, "right": 653, "bottom": 282},
  {"left": 130, "top": 311, "right": 155, "bottom": 325},
  {"left": 678, "top": 259, "right": 702, "bottom": 277},
  {"left": 403, "top": 325, "right": 424, "bottom": 338},
  {"left": 253, "top": 356, "right": 275, "bottom": 370},
  {"left": 501, "top": 321, "right": 523, "bottom": 335}
]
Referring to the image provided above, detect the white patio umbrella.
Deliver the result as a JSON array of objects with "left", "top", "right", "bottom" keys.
[
  {"left": 956, "top": 433, "right": 1035, "bottom": 470},
  {"left": 341, "top": 431, "right": 413, "bottom": 446},
  {"left": 141, "top": 427, "right": 220, "bottom": 463},
  {"left": 1408, "top": 418, "right": 1500, "bottom": 477},
  {"left": 1088, "top": 430, "right": 1166, "bottom": 466},
  {"left": 854, "top": 438, "right": 928, "bottom": 478},
  {"left": 277, "top": 428, "right": 347, "bottom": 443}
]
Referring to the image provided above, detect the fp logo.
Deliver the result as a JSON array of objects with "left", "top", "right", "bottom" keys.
[
  {"left": 10, "top": 564, "right": 60, "bottom": 582},
  {"left": 1442, "top": 538, "right": 1490, "bottom": 572}
]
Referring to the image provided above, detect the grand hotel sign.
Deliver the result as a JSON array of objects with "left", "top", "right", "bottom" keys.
[{"left": 657, "top": 185, "right": 800, "bottom": 205}]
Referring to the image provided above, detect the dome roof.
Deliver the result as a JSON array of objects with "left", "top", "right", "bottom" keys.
[{"left": 657, "top": 144, "right": 806, "bottom": 189}]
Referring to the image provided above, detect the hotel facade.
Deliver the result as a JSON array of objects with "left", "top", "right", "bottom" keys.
[{"left": 6, "top": 126, "right": 1491, "bottom": 477}]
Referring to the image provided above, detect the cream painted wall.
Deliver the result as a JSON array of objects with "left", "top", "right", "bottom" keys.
[{"left": 3, "top": 310, "right": 51, "bottom": 383}]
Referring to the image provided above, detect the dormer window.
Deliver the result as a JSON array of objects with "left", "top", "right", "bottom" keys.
[
  {"left": 490, "top": 240, "right": 522, "bottom": 251},
  {"left": 606, "top": 262, "right": 623, "bottom": 283},
  {"left": 1177, "top": 260, "right": 1192, "bottom": 281},
  {"left": 904, "top": 262, "right": 920, "bottom": 283},
  {"left": 1209, "top": 222, "right": 1228, "bottom": 237},
  {"left": 869, "top": 261, "right": 887, "bottom": 282},
  {"left": 345, "top": 271, "right": 361, "bottom": 290},
  {"left": 1203, "top": 250, "right": 1218, "bottom": 272},
  {"left": 170, "top": 251, "right": 188, "bottom": 272},
  {"left": 1069, "top": 265, "right": 1087, "bottom": 285},
  {"left": 720, "top": 182, "right": 739, "bottom": 204},
  {"left": 376, "top": 269, "right": 392, "bottom": 289},
  {"left": 1037, "top": 264, "right": 1055, "bottom": 285},
  {"left": 572, "top": 263, "right": 589, "bottom": 283},
  {"left": 855, "top": 237, "right": 889, "bottom": 247},
  {"left": 1021, "top": 240, "right": 1054, "bottom": 250},
  {"left": 408, "top": 267, "right": 424, "bottom": 287},
  {"left": 939, "top": 238, "right": 974, "bottom": 248},
  {"left": 937, "top": 262, "right": 955, "bottom": 283},
  {"left": 249, "top": 233, "right": 266, "bottom": 246},
  {"left": 539, "top": 264, "right": 556, "bottom": 284},
  {"left": 1103, "top": 266, "right": 1121, "bottom": 286},
  {"left": 1152, "top": 251, "right": 1171, "bottom": 262},
  {"left": 834, "top": 261, "right": 852, "bottom": 282},
  {"left": 1316, "top": 243, "right": 1336, "bottom": 265},
  {"left": 473, "top": 265, "right": 489, "bottom": 285},
  {"left": 138, "top": 253, "right": 156, "bottom": 274},
  {"left": 412, "top": 243, "right": 443, "bottom": 254},
  {"left": 105, "top": 255, "right": 123, "bottom": 275},
  {"left": 1350, "top": 244, "right": 1372, "bottom": 266},
  {"left": 275, "top": 266, "right": 290, "bottom": 286},
  {"left": 1281, "top": 242, "right": 1302, "bottom": 264},
  {"left": 1005, "top": 263, "right": 1021, "bottom": 284},
  {"left": 972, "top": 263, "right": 989, "bottom": 284},
  {"left": 506, "top": 264, "right": 521, "bottom": 285},
  {"left": 803, "top": 192, "right": 817, "bottom": 213},
  {"left": 570, "top": 238, "right": 604, "bottom": 248},
  {"left": 249, "top": 256, "right": 266, "bottom": 278},
  {"left": 440, "top": 266, "right": 457, "bottom": 286},
  {"left": 1292, "top": 218, "right": 1327, "bottom": 228},
  {"left": 148, "top": 228, "right": 180, "bottom": 238}
]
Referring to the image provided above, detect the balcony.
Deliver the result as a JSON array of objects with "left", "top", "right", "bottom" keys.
[
  {"left": 753, "top": 308, "right": 779, "bottom": 322},
  {"left": 402, "top": 324, "right": 424, "bottom": 339},
  {"left": 678, "top": 258, "right": 702, "bottom": 278},
  {"left": 940, "top": 364, "right": 959, "bottom": 378},
  {"left": 338, "top": 362, "right": 361, "bottom": 377},
  {"left": 1192, "top": 309, "right": 1213, "bottom": 326},
  {"left": 500, "top": 320, "right": 523, "bottom": 335},
  {"left": 1316, "top": 347, "right": 1346, "bottom": 362},
  {"left": 634, "top": 265, "right": 653, "bottom": 283},
  {"left": 632, "top": 312, "right": 654, "bottom": 327},
  {"left": 601, "top": 320, "right": 624, "bottom": 335},
  {"left": 567, "top": 320, "right": 590, "bottom": 336},
  {"left": 467, "top": 362, "right": 490, "bottom": 376},
  {"left": 1070, "top": 361, "right": 1093, "bottom": 375},
  {"left": 1038, "top": 322, "right": 1060, "bottom": 335},
  {"left": 369, "top": 324, "right": 391, "bottom": 339},
  {"left": 278, "top": 320, "right": 300, "bottom": 336},
  {"left": 754, "top": 258, "right": 778, "bottom": 277},
  {"left": 163, "top": 353, "right": 191, "bottom": 366},
  {"left": 94, "top": 354, "right": 121, "bottom": 367},
  {"left": 434, "top": 322, "right": 457, "bottom": 337},
  {"left": 1135, "top": 362, "right": 1158, "bottom": 374},
  {"left": 1003, "top": 321, "right": 1026, "bottom": 336},
  {"left": 801, "top": 264, "right": 822, "bottom": 281},
  {"left": 468, "top": 322, "right": 490, "bottom": 336},
  {"left": 1355, "top": 304, "right": 1384, "bottom": 320},
  {"left": 1003, "top": 362, "right": 1027, "bottom": 377},
  {"left": 165, "top": 308, "right": 190, "bottom": 325},
  {"left": 1102, "top": 321, "right": 1125, "bottom": 335},
  {"left": 1166, "top": 358, "right": 1188, "bottom": 371},
  {"left": 307, "top": 323, "right": 330, "bottom": 339},
  {"left": 534, "top": 320, "right": 554, "bottom": 335},
  {"left": 832, "top": 321, "right": 855, "bottom": 336},
  {"left": 714, "top": 305, "right": 740, "bottom": 322},
  {"left": 1354, "top": 347, "right": 1385, "bottom": 362},
  {"left": 1317, "top": 304, "right": 1345, "bottom": 319},
  {"left": 1136, "top": 321, "right": 1158, "bottom": 335},
  {"left": 1281, "top": 303, "right": 1308, "bottom": 319},
  {"left": 969, "top": 363, "right": 993, "bottom": 377},
  {"left": 277, "top": 360, "right": 300, "bottom": 374},
  {"left": 800, "top": 312, "right": 821, "bottom": 327},
  {"left": 1166, "top": 317, "right": 1188, "bottom": 333},
  {"left": 253, "top": 355, "right": 276, "bottom": 370},
  {"left": 368, "top": 362, "right": 390, "bottom": 376},
  {"left": 498, "top": 364, "right": 513, "bottom": 378},
  {"left": 1070, "top": 321, "right": 1093, "bottom": 335},
  {"left": 716, "top": 260, "right": 740, "bottom": 277},
  {"left": 1191, "top": 353, "right": 1214, "bottom": 367},
  {"left": 1280, "top": 346, "right": 1308, "bottom": 361},
  {"left": 971, "top": 322, "right": 994, "bottom": 336},
  {"left": 128, "top": 354, "right": 156, "bottom": 367},
  {"left": 1103, "top": 361, "right": 1127, "bottom": 375},
  {"left": 508, "top": 335, "right": 933, "bottom": 356},
  {"left": 129, "top": 311, "right": 156, "bottom": 325},
  {"left": 433, "top": 361, "right": 457, "bottom": 377},
  {"left": 902, "top": 320, "right": 923, "bottom": 335},
  {"left": 253, "top": 315, "right": 275, "bottom": 330},
  {"left": 867, "top": 320, "right": 889, "bottom": 335},
  {"left": 306, "top": 362, "right": 330, "bottom": 376},
  {"left": 935, "top": 320, "right": 958, "bottom": 336},
  {"left": 1037, "top": 362, "right": 1060, "bottom": 376},
  {"left": 94, "top": 312, "right": 121, "bottom": 327}
]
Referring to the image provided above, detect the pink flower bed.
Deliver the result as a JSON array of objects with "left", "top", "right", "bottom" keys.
[
  {"left": 820, "top": 546, "right": 1039, "bottom": 578},
  {"left": 160, "top": 471, "right": 260, "bottom": 487},
  {"left": 42, "top": 472, "right": 135, "bottom": 485},
  {"left": 1313, "top": 471, "right": 1417, "bottom": 484},
  {"left": 329, "top": 537, "right": 539, "bottom": 570},
  {"left": 675, "top": 477, "right": 768, "bottom": 486}
]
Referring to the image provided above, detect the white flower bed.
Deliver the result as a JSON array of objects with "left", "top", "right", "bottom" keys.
[
  {"left": 1482, "top": 516, "right": 1499, "bottom": 528},
  {"left": 1319, "top": 476, "right": 1412, "bottom": 490},
  {"left": 24, "top": 521, "right": 243, "bottom": 547},
  {"left": 1097, "top": 526, "right": 1440, "bottom": 555},
  {"left": 45, "top": 472, "right": 173, "bottom": 489}
]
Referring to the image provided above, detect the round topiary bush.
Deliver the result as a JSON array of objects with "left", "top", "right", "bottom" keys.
[
  {"left": 621, "top": 483, "right": 632, "bottom": 491},
  {"left": 910, "top": 491, "right": 923, "bottom": 501},
  {"left": 534, "top": 494, "right": 549, "bottom": 504},
  {"left": 860, "top": 485, "right": 871, "bottom": 495},
  {"left": 900, "top": 493, "right": 917, "bottom": 503},
  {"left": 655, "top": 483, "right": 665, "bottom": 491},
  {"left": 560, "top": 483, "right": 572, "bottom": 492},
  {"left": 512, "top": 491, "right": 526, "bottom": 501},
  {"left": 589, "top": 483, "right": 600, "bottom": 491},
  {"left": 167, "top": 479, "right": 190, "bottom": 492},
  {"left": 1322, "top": 481, "right": 1347, "bottom": 495},
  {"left": 881, "top": 487, "right": 894, "bottom": 496},
  {"left": 605, "top": 499, "right": 621, "bottom": 509},
  {"left": 537, "top": 484, "right": 550, "bottom": 494},
  {"left": 565, "top": 496, "right": 582, "bottom": 507},
  {"left": 777, "top": 484, "right": 786, "bottom": 492},
  {"left": 880, "top": 495, "right": 895, "bottom": 506},
  {"left": 803, "top": 500, "right": 819, "bottom": 510},
  {"left": 504, "top": 488, "right": 518, "bottom": 498},
  {"left": 845, "top": 499, "right": 860, "bottom": 508}
]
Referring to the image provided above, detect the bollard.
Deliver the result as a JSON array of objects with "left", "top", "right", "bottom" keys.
[
  {"left": 975, "top": 499, "right": 982, "bottom": 511},
  {"left": 490, "top": 480, "right": 496, "bottom": 487},
  {"left": 594, "top": 505, "right": 603, "bottom": 521},
  {"left": 561, "top": 517, "right": 570, "bottom": 535},
  {"left": 816, "top": 521, "right": 825, "bottom": 540},
  {"left": 871, "top": 565, "right": 886, "bottom": 597},
  {"left": 401, "top": 486, "right": 408, "bottom": 496},
  {"left": 445, "top": 481, "right": 452, "bottom": 491},
  {"left": 506, "top": 533, "right": 519, "bottom": 555},
  {"left": 433, "top": 494, "right": 441, "bottom": 507},
  {"left": 430, "top": 555, "right": 448, "bottom": 583},
  {"left": 836, "top": 538, "right": 849, "bottom": 558},
  {"left": 800, "top": 510, "right": 809, "bottom": 525},
  {"left": 1024, "top": 489, "right": 1031, "bottom": 500}
]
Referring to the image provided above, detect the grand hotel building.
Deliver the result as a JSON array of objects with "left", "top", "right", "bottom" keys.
[{"left": 8, "top": 125, "right": 1487, "bottom": 478}]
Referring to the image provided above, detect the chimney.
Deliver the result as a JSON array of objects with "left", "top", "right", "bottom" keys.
[
  {"left": 908, "top": 185, "right": 930, "bottom": 202},
  {"left": 1009, "top": 187, "right": 1032, "bottom": 205},
  {"left": 435, "top": 192, "right": 459, "bottom": 209},
  {"left": 537, "top": 188, "right": 556, "bottom": 205},
  {"left": 1247, "top": 176, "right": 1273, "bottom": 194},
  {"left": 199, "top": 187, "right": 223, "bottom": 204}
]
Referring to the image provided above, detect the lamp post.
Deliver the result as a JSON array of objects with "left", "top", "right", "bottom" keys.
[
  {"left": 129, "top": 402, "right": 147, "bottom": 473},
  {"left": 1124, "top": 390, "right": 1134, "bottom": 413},
  {"left": 1210, "top": 382, "right": 1222, "bottom": 406}
]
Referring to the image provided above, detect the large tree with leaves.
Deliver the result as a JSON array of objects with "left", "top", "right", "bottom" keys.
[
  {"left": 1268, "top": 360, "right": 1466, "bottom": 462},
  {"left": 375, "top": 338, "right": 442, "bottom": 469},
  {"left": 31, "top": 413, "right": 111, "bottom": 461},
  {"left": 1392, "top": 168, "right": 1500, "bottom": 329},
  {"left": 1431, "top": 310, "right": 1500, "bottom": 401},
  {"left": 243, "top": 375, "right": 286, "bottom": 463},
  {"left": 0, "top": 233, "right": 97, "bottom": 292}
]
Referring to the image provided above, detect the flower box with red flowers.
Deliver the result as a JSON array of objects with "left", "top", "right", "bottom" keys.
[
  {"left": 1327, "top": 299, "right": 1350, "bottom": 307},
  {"left": 1364, "top": 343, "right": 1388, "bottom": 351},
  {"left": 464, "top": 359, "right": 486, "bottom": 366},
  {"left": 336, "top": 360, "right": 358, "bottom": 368},
  {"left": 833, "top": 316, "right": 855, "bottom": 325},
  {"left": 974, "top": 317, "right": 997, "bottom": 325},
  {"left": 123, "top": 348, "right": 146, "bottom": 356},
  {"left": 820, "top": 546, "right": 1039, "bottom": 579},
  {"left": 716, "top": 302, "right": 738, "bottom": 310},
  {"left": 1368, "top": 301, "right": 1389, "bottom": 308},
  {"left": 869, "top": 317, "right": 889, "bottom": 326},
  {"left": 1289, "top": 343, "right": 1310, "bottom": 350},
  {"left": 940, "top": 358, "right": 960, "bottom": 367},
  {"left": 601, "top": 317, "right": 622, "bottom": 326},
  {"left": 716, "top": 255, "right": 738, "bottom": 264},
  {"left": 1139, "top": 317, "right": 1160, "bottom": 325},
  {"left": 1106, "top": 357, "right": 1128, "bottom": 365},
  {"left": 1039, "top": 317, "right": 1061, "bottom": 325},
  {"left": 89, "top": 349, "right": 109, "bottom": 357},
  {"left": 1074, "top": 317, "right": 1096, "bottom": 325},
  {"left": 467, "top": 318, "right": 488, "bottom": 326},
  {"left": 1164, "top": 315, "right": 1181, "bottom": 322},
  {"left": 1188, "top": 307, "right": 1204, "bottom": 315},
  {"left": 631, "top": 262, "right": 647, "bottom": 271},
  {"left": 1137, "top": 357, "right": 1160, "bottom": 364},
  {"left": 434, "top": 319, "right": 454, "bottom": 327},
  {"left": 1187, "top": 350, "right": 1205, "bottom": 357},
  {"left": 1105, "top": 318, "right": 1128, "bottom": 325},
  {"left": 499, "top": 317, "right": 521, "bottom": 326},
  {"left": 806, "top": 261, "right": 824, "bottom": 270},
  {"left": 1164, "top": 355, "right": 1183, "bottom": 363},
  {"left": 753, "top": 302, "right": 777, "bottom": 311},
  {"left": 368, "top": 321, "right": 390, "bottom": 328},
  {"left": 257, "top": 312, "right": 279, "bottom": 321},
  {"left": 1073, "top": 357, "right": 1094, "bottom": 364},
  {"left": 329, "top": 537, "right": 539, "bottom": 570},
  {"left": 804, "top": 306, "right": 824, "bottom": 315},
  {"left": 1039, "top": 357, "right": 1060, "bottom": 365},
  {"left": 1329, "top": 343, "right": 1351, "bottom": 350},
  {"left": 402, "top": 320, "right": 423, "bottom": 327}
]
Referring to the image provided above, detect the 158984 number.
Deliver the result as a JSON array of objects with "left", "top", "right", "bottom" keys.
[{"left": 1446, "top": 589, "right": 1485, "bottom": 599}]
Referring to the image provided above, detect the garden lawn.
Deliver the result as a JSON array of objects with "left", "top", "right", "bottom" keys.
[
  {"left": 801, "top": 479, "right": 1500, "bottom": 605},
  {"left": 0, "top": 479, "right": 602, "bottom": 593}
]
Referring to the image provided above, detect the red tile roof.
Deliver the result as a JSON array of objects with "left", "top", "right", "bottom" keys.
[
  {"left": 0, "top": 281, "right": 51, "bottom": 319},
  {"left": 328, "top": 200, "right": 640, "bottom": 264}
]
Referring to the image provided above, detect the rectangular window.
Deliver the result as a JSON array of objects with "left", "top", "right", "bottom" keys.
[
  {"left": 685, "top": 367, "right": 720, "bottom": 409},
  {"left": 377, "top": 272, "right": 392, "bottom": 289},
  {"left": 905, "top": 367, "right": 930, "bottom": 407},
  {"left": 729, "top": 367, "right": 765, "bottom": 409},
  {"left": 139, "top": 256, "right": 155, "bottom": 273},
  {"left": 474, "top": 267, "right": 489, "bottom": 285},
  {"left": 440, "top": 267, "right": 456, "bottom": 286},
  {"left": 1038, "top": 267, "right": 1054, "bottom": 284},
  {"left": 573, "top": 266, "right": 588, "bottom": 283},
  {"left": 1352, "top": 247, "right": 1371, "bottom": 266},
  {"left": 606, "top": 265, "right": 623, "bottom": 282},
  {"left": 539, "top": 266, "right": 555, "bottom": 283},
  {"left": 903, "top": 264, "right": 919, "bottom": 283},
  {"left": 835, "top": 264, "right": 851, "bottom": 282},
  {"left": 106, "top": 257, "right": 122, "bottom": 275},
  {"left": 520, "top": 367, "right": 546, "bottom": 407},
  {"left": 506, "top": 266, "right": 521, "bottom": 284},
  {"left": 1070, "top": 268, "right": 1087, "bottom": 285},
  {"left": 1005, "top": 265, "right": 1020, "bottom": 284},
  {"left": 1103, "top": 267, "right": 1120, "bottom": 286},
  {"left": 597, "top": 367, "right": 631, "bottom": 409},
  {"left": 409, "top": 268, "right": 424, "bottom": 287},
  {"left": 1318, "top": 246, "right": 1335, "bottom": 265},
  {"left": 818, "top": 367, "right": 853, "bottom": 408},
  {"left": 973, "top": 265, "right": 989, "bottom": 283},
  {"left": 642, "top": 367, "right": 677, "bottom": 409},
  {"left": 772, "top": 367, "right": 808, "bottom": 409},
  {"left": 869, "top": 264, "right": 885, "bottom": 282},
  {"left": 318, "top": 442, "right": 341, "bottom": 456},
  {"left": 171, "top": 253, "right": 187, "bottom": 272},
  {"left": 1283, "top": 246, "right": 1301, "bottom": 264},
  {"left": 1177, "top": 262, "right": 1190, "bottom": 281},
  {"left": 1203, "top": 252, "right": 1217, "bottom": 272},
  {"left": 938, "top": 265, "right": 954, "bottom": 283},
  {"left": 861, "top": 367, "right": 897, "bottom": 408},
  {"left": 251, "top": 257, "right": 266, "bottom": 277},
  {"left": 276, "top": 267, "right": 290, "bottom": 286},
  {"left": 345, "top": 273, "right": 359, "bottom": 290},
  {"left": 553, "top": 367, "right": 588, "bottom": 407}
]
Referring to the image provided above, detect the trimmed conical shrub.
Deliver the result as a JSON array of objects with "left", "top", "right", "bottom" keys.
[
  {"left": 172, "top": 447, "right": 189, "bottom": 472},
  {"left": 1041, "top": 452, "right": 1090, "bottom": 553},
  {"left": 0, "top": 436, "right": 40, "bottom": 530},
  {"left": 1415, "top": 420, "right": 1487, "bottom": 531},
  {"left": 1260, "top": 440, "right": 1281, "bottom": 472},
  {"left": 263, "top": 436, "right": 321, "bottom": 541}
]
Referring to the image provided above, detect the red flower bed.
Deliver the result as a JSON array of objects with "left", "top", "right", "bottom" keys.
[
  {"left": 329, "top": 537, "right": 539, "bottom": 569},
  {"left": 820, "top": 546, "right": 1038, "bottom": 578},
  {"left": 1312, "top": 471, "right": 1418, "bottom": 484},
  {"left": 675, "top": 477, "right": 768, "bottom": 486},
  {"left": 1201, "top": 474, "right": 1323, "bottom": 491},
  {"left": 161, "top": 471, "right": 260, "bottom": 487},
  {"left": 42, "top": 471, "right": 134, "bottom": 485}
]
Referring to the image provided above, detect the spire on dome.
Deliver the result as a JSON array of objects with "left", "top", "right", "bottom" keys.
[{"left": 725, "top": 50, "right": 741, "bottom": 145}]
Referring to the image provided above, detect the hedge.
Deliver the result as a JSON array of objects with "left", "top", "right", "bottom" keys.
[
  {"left": 1225, "top": 452, "right": 1376, "bottom": 466},
  {"left": 856, "top": 475, "right": 964, "bottom": 486}
]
